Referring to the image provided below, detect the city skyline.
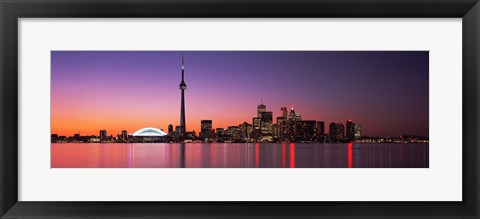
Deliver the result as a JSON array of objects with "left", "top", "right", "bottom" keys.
[{"left": 51, "top": 51, "right": 429, "bottom": 137}]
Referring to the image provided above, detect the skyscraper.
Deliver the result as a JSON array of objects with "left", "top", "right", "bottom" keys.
[
  {"left": 335, "top": 123, "right": 345, "bottom": 141},
  {"left": 286, "top": 107, "right": 302, "bottom": 140},
  {"left": 179, "top": 54, "right": 187, "bottom": 137},
  {"left": 168, "top": 124, "right": 173, "bottom": 135},
  {"left": 100, "top": 129, "right": 107, "bottom": 141},
  {"left": 200, "top": 120, "right": 213, "bottom": 139},
  {"left": 316, "top": 121, "right": 325, "bottom": 142},
  {"left": 346, "top": 120, "right": 355, "bottom": 142},
  {"left": 261, "top": 111, "right": 273, "bottom": 135},
  {"left": 354, "top": 124, "right": 362, "bottom": 139},
  {"left": 280, "top": 106, "right": 288, "bottom": 119},
  {"left": 257, "top": 102, "right": 266, "bottom": 118},
  {"left": 288, "top": 107, "right": 302, "bottom": 121},
  {"left": 278, "top": 107, "right": 288, "bottom": 140},
  {"left": 121, "top": 130, "right": 128, "bottom": 140},
  {"left": 294, "top": 120, "right": 316, "bottom": 142},
  {"left": 329, "top": 122, "right": 337, "bottom": 142}
]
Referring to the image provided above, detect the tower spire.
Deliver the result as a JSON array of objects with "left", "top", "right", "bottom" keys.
[
  {"left": 181, "top": 53, "right": 185, "bottom": 81},
  {"left": 179, "top": 52, "right": 187, "bottom": 138}
]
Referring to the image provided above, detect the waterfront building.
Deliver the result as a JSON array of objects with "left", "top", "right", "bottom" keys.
[
  {"left": 335, "top": 123, "right": 345, "bottom": 141},
  {"left": 253, "top": 117, "right": 262, "bottom": 131},
  {"left": 329, "top": 122, "right": 337, "bottom": 142},
  {"left": 100, "top": 130, "right": 107, "bottom": 141},
  {"left": 288, "top": 107, "right": 302, "bottom": 121},
  {"left": 294, "top": 120, "right": 316, "bottom": 142},
  {"left": 257, "top": 101, "right": 266, "bottom": 118},
  {"left": 354, "top": 124, "right": 362, "bottom": 139},
  {"left": 261, "top": 111, "right": 273, "bottom": 135},
  {"left": 200, "top": 120, "right": 213, "bottom": 140},
  {"left": 346, "top": 120, "right": 355, "bottom": 142},
  {"left": 121, "top": 130, "right": 128, "bottom": 140},
  {"left": 216, "top": 128, "right": 225, "bottom": 136},
  {"left": 286, "top": 107, "right": 302, "bottom": 140},
  {"left": 272, "top": 124, "right": 280, "bottom": 139},
  {"left": 316, "top": 121, "right": 325, "bottom": 142},
  {"left": 239, "top": 122, "right": 253, "bottom": 139},
  {"left": 280, "top": 106, "right": 288, "bottom": 118},
  {"left": 131, "top": 127, "right": 168, "bottom": 142}
]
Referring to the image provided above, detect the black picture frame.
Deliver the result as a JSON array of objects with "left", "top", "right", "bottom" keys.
[{"left": 1, "top": 0, "right": 479, "bottom": 218}]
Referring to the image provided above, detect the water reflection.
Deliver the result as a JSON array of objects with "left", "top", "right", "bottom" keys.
[{"left": 51, "top": 143, "right": 429, "bottom": 168}]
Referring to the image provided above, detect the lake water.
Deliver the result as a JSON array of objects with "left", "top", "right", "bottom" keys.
[{"left": 51, "top": 143, "right": 428, "bottom": 168}]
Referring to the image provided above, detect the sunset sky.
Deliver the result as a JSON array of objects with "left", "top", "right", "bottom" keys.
[{"left": 51, "top": 51, "right": 429, "bottom": 137}]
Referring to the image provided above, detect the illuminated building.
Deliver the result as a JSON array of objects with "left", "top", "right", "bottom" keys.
[
  {"left": 99, "top": 130, "right": 107, "bottom": 141},
  {"left": 261, "top": 111, "right": 273, "bottom": 135},
  {"left": 288, "top": 107, "right": 302, "bottom": 121},
  {"left": 253, "top": 117, "right": 261, "bottom": 131},
  {"left": 346, "top": 120, "right": 355, "bottom": 142},
  {"left": 277, "top": 106, "right": 288, "bottom": 141},
  {"left": 316, "top": 121, "right": 325, "bottom": 142},
  {"left": 294, "top": 120, "right": 316, "bottom": 142},
  {"left": 281, "top": 106, "right": 288, "bottom": 118},
  {"left": 226, "top": 126, "right": 244, "bottom": 141},
  {"left": 185, "top": 131, "right": 196, "bottom": 139},
  {"left": 121, "top": 130, "right": 128, "bottom": 140},
  {"left": 277, "top": 116, "right": 286, "bottom": 139},
  {"left": 216, "top": 128, "right": 225, "bottom": 142},
  {"left": 257, "top": 101, "right": 266, "bottom": 118},
  {"left": 251, "top": 117, "right": 262, "bottom": 141},
  {"left": 216, "top": 128, "right": 225, "bottom": 136},
  {"left": 200, "top": 120, "right": 213, "bottom": 140},
  {"left": 354, "top": 124, "right": 362, "bottom": 139},
  {"left": 335, "top": 123, "right": 345, "bottom": 141},
  {"left": 51, "top": 134, "right": 58, "bottom": 143},
  {"left": 329, "top": 123, "right": 337, "bottom": 142},
  {"left": 286, "top": 107, "right": 302, "bottom": 139},
  {"left": 239, "top": 122, "right": 253, "bottom": 139},
  {"left": 272, "top": 124, "right": 280, "bottom": 139},
  {"left": 261, "top": 111, "right": 273, "bottom": 123},
  {"left": 132, "top": 127, "right": 168, "bottom": 142}
]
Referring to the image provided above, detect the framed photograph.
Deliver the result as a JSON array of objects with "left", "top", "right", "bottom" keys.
[{"left": 1, "top": 0, "right": 479, "bottom": 218}]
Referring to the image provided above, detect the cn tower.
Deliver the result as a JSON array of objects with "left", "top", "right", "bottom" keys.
[{"left": 179, "top": 53, "right": 187, "bottom": 136}]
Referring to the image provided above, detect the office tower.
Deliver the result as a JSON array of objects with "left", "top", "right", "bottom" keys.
[
  {"left": 121, "top": 130, "right": 128, "bottom": 140},
  {"left": 294, "top": 120, "right": 316, "bottom": 142},
  {"left": 354, "top": 124, "right": 362, "bottom": 139},
  {"left": 100, "top": 130, "right": 107, "bottom": 141},
  {"left": 272, "top": 124, "right": 280, "bottom": 139},
  {"left": 257, "top": 101, "right": 266, "bottom": 118},
  {"left": 329, "top": 122, "right": 337, "bottom": 142},
  {"left": 216, "top": 128, "right": 225, "bottom": 136},
  {"left": 316, "top": 121, "right": 325, "bottom": 142},
  {"left": 335, "top": 123, "right": 345, "bottom": 141},
  {"left": 261, "top": 111, "right": 273, "bottom": 135},
  {"left": 288, "top": 107, "right": 302, "bottom": 121},
  {"left": 200, "top": 120, "right": 213, "bottom": 139},
  {"left": 253, "top": 117, "right": 262, "bottom": 130},
  {"left": 281, "top": 106, "right": 288, "bottom": 119},
  {"left": 239, "top": 122, "right": 253, "bottom": 139},
  {"left": 346, "top": 120, "right": 355, "bottom": 142},
  {"left": 168, "top": 124, "right": 173, "bottom": 135}
]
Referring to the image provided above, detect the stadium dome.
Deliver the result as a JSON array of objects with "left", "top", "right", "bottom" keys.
[{"left": 132, "top": 127, "right": 167, "bottom": 137}]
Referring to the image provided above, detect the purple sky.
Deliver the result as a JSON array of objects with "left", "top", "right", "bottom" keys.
[{"left": 51, "top": 51, "right": 429, "bottom": 137}]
